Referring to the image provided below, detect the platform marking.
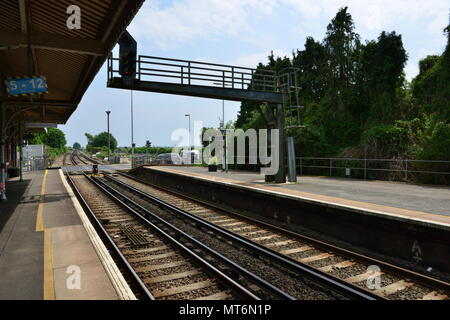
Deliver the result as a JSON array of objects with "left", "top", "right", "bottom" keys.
[
  {"left": 43, "top": 228, "right": 55, "bottom": 300},
  {"left": 59, "top": 170, "right": 136, "bottom": 300},
  {"left": 35, "top": 170, "right": 48, "bottom": 231}
]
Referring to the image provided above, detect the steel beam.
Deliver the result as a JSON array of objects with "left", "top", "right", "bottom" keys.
[
  {"left": 0, "top": 30, "right": 104, "bottom": 56},
  {"left": 3, "top": 100, "right": 75, "bottom": 108},
  {"left": 107, "top": 77, "right": 283, "bottom": 104}
]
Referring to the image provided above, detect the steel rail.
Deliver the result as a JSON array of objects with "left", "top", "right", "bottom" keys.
[
  {"left": 92, "top": 175, "right": 295, "bottom": 300},
  {"left": 70, "top": 150, "right": 88, "bottom": 165},
  {"left": 65, "top": 170, "right": 155, "bottom": 300},
  {"left": 105, "top": 174, "right": 380, "bottom": 300},
  {"left": 78, "top": 151, "right": 101, "bottom": 164},
  {"left": 117, "top": 172, "right": 450, "bottom": 296}
]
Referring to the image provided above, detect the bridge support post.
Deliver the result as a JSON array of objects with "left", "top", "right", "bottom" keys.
[
  {"left": 274, "top": 103, "right": 286, "bottom": 183},
  {"left": 287, "top": 136, "right": 297, "bottom": 183}
]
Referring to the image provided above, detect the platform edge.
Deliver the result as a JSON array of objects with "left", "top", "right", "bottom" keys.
[{"left": 59, "top": 170, "right": 136, "bottom": 300}]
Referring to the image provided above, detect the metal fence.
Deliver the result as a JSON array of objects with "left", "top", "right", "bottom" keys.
[
  {"left": 108, "top": 155, "right": 121, "bottom": 164},
  {"left": 297, "top": 157, "right": 450, "bottom": 184},
  {"left": 23, "top": 156, "right": 49, "bottom": 171},
  {"left": 132, "top": 154, "right": 154, "bottom": 168},
  {"left": 107, "top": 55, "right": 278, "bottom": 92}
]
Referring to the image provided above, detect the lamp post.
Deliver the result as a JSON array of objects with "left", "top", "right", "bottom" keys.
[
  {"left": 105, "top": 110, "right": 111, "bottom": 162},
  {"left": 185, "top": 114, "right": 191, "bottom": 148}
]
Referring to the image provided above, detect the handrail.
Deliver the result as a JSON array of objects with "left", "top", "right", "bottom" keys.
[
  {"left": 139, "top": 55, "right": 275, "bottom": 73},
  {"left": 107, "top": 54, "right": 278, "bottom": 92}
]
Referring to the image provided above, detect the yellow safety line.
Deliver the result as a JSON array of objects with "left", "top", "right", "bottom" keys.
[
  {"left": 34, "top": 170, "right": 55, "bottom": 299},
  {"left": 35, "top": 170, "right": 48, "bottom": 231},
  {"left": 43, "top": 228, "right": 55, "bottom": 300}
]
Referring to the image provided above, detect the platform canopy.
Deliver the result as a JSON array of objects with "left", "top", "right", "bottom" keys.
[{"left": 0, "top": 0, "right": 145, "bottom": 125}]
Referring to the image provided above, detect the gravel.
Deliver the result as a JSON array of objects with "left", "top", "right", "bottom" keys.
[
  {"left": 328, "top": 263, "right": 368, "bottom": 279},
  {"left": 72, "top": 175, "right": 235, "bottom": 300},
  {"left": 308, "top": 255, "right": 347, "bottom": 268}
]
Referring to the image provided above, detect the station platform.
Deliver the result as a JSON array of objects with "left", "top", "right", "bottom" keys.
[
  {"left": 0, "top": 169, "right": 134, "bottom": 300},
  {"left": 146, "top": 166, "right": 450, "bottom": 227}
]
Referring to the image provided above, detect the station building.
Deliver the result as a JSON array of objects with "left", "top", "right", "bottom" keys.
[{"left": 0, "top": 0, "right": 145, "bottom": 199}]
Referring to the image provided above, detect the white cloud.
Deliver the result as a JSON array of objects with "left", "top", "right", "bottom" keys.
[
  {"left": 284, "top": 0, "right": 449, "bottom": 33},
  {"left": 231, "top": 49, "right": 290, "bottom": 68},
  {"left": 129, "top": 0, "right": 279, "bottom": 49}
]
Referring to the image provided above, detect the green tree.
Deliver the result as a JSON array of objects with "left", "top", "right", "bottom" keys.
[
  {"left": 324, "top": 6, "right": 360, "bottom": 92},
  {"left": 361, "top": 31, "right": 408, "bottom": 121},
  {"left": 89, "top": 132, "right": 118, "bottom": 151},
  {"left": 292, "top": 37, "right": 328, "bottom": 105},
  {"left": 44, "top": 128, "right": 66, "bottom": 149},
  {"left": 412, "top": 35, "right": 450, "bottom": 119},
  {"left": 73, "top": 142, "right": 81, "bottom": 150},
  {"left": 233, "top": 6, "right": 449, "bottom": 183}
]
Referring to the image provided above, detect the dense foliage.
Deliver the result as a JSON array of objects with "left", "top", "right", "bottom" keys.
[
  {"left": 235, "top": 7, "right": 449, "bottom": 182},
  {"left": 25, "top": 128, "right": 67, "bottom": 160},
  {"left": 85, "top": 131, "right": 118, "bottom": 151},
  {"left": 111, "top": 146, "right": 173, "bottom": 156}
]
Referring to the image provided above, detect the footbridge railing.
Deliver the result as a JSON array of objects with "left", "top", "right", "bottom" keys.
[{"left": 107, "top": 54, "right": 278, "bottom": 92}]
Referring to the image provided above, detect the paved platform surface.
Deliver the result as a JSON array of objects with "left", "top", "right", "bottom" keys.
[
  {"left": 148, "top": 166, "right": 450, "bottom": 226},
  {"left": 0, "top": 170, "right": 121, "bottom": 300}
]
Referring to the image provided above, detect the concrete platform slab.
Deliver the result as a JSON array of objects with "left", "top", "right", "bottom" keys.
[
  {"left": 0, "top": 169, "right": 133, "bottom": 300},
  {"left": 52, "top": 237, "right": 101, "bottom": 269},
  {"left": 53, "top": 261, "right": 119, "bottom": 300}
]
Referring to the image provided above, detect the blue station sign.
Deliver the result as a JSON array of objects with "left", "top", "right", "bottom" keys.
[{"left": 4, "top": 76, "right": 48, "bottom": 97}]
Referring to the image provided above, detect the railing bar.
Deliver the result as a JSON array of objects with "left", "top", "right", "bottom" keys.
[
  {"left": 139, "top": 55, "right": 270, "bottom": 72},
  {"left": 297, "top": 157, "right": 450, "bottom": 163},
  {"left": 138, "top": 73, "right": 252, "bottom": 85},
  {"left": 140, "top": 69, "right": 253, "bottom": 83},
  {"left": 140, "top": 62, "right": 256, "bottom": 76}
]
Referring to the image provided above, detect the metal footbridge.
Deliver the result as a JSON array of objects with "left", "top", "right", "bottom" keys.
[{"left": 107, "top": 54, "right": 283, "bottom": 104}]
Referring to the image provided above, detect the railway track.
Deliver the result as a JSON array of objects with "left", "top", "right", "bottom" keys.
[
  {"left": 68, "top": 172, "right": 302, "bottom": 300},
  {"left": 94, "top": 174, "right": 386, "bottom": 300},
  {"left": 69, "top": 172, "right": 264, "bottom": 300},
  {"left": 68, "top": 170, "right": 381, "bottom": 300},
  {"left": 65, "top": 150, "right": 101, "bottom": 167},
  {"left": 104, "top": 172, "right": 450, "bottom": 300}
]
